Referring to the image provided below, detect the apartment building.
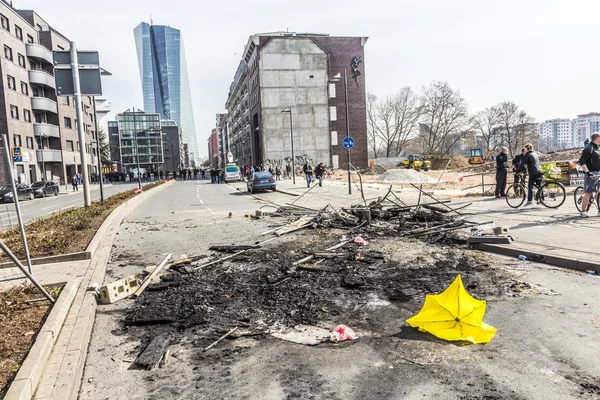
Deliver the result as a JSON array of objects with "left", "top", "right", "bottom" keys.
[
  {"left": 539, "top": 118, "right": 573, "bottom": 152},
  {"left": 225, "top": 32, "right": 369, "bottom": 170},
  {"left": 160, "top": 119, "right": 184, "bottom": 173},
  {"left": 0, "top": 1, "right": 97, "bottom": 186}
]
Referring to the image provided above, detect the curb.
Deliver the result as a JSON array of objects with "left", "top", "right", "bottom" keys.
[
  {"left": 4, "top": 279, "right": 80, "bottom": 400},
  {"left": 276, "top": 189, "right": 302, "bottom": 197},
  {"left": 473, "top": 243, "right": 600, "bottom": 274},
  {"left": 0, "top": 252, "right": 91, "bottom": 270}
]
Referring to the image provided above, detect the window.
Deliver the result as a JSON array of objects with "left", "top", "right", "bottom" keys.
[
  {"left": 0, "top": 14, "right": 8, "bottom": 31},
  {"left": 57, "top": 45, "right": 64, "bottom": 50},
  {"left": 30, "top": 60, "right": 38, "bottom": 70},
  {"left": 17, "top": 53, "right": 25, "bottom": 67},
  {"left": 15, "top": 25, "right": 22, "bottom": 40},
  {"left": 10, "top": 105, "right": 18, "bottom": 120},
  {"left": 66, "top": 140, "right": 74, "bottom": 151},
  {"left": 329, "top": 83, "right": 336, "bottom": 98},
  {"left": 20, "top": 82, "right": 28, "bottom": 95},
  {"left": 76, "top": 141, "right": 80, "bottom": 151},
  {"left": 35, "top": 24, "right": 42, "bottom": 32},
  {"left": 14, "top": 134, "right": 21, "bottom": 146},
  {"left": 64, "top": 117, "right": 72, "bottom": 128},
  {"left": 7, "top": 75, "right": 15, "bottom": 90},
  {"left": 329, "top": 106, "right": 337, "bottom": 121},
  {"left": 23, "top": 110, "right": 31, "bottom": 122},
  {"left": 331, "top": 131, "right": 338, "bottom": 146},
  {"left": 61, "top": 96, "right": 70, "bottom": 105},
  {"left": 4, "top": 45, "right": 12, "bottom": 61},
  {"left": 26, "top": 137, "right": 34, "bottom": 149},
  {"left": 26, "top": 34, "right": 33, "bottom": 44}
]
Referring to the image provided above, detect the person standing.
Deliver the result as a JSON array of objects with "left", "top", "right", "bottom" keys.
[
  {"left": 495, "top": 147, "right": 509, "bottom": 198},
  {"left": 315, "top": 162, "right": 325, "bottom": 187},
  {"left": 577, "top": 133, "right": 600, "bottom": 217},
  {"left": 72, "top": 175, "right": 78, "bottom": 192},
  {"left": 303, "top": 162, "right": 314, "bottom": 188},
  {"left": 512, "top": 148, "right": 527, "bottom": 188},
  {"left": 285, "top": 163, "right": 291, "bottom": 180},
  {"left": 519, "top": 143, "right": 543, "bottom": 206},
  {"left": 275, "top": 166, "right": 281, "bottom": 181}
]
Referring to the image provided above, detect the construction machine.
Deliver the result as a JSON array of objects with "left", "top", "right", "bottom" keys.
[
  {"left": 401, "top": 155, "right": 431, "bottom": 171},
  {"left": 468, "top": 149, "right": 499, "bottom": 165}
]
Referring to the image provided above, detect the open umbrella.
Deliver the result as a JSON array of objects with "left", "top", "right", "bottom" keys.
[{"left": 406, "top": 274, "right": 497, "bottom": 344}]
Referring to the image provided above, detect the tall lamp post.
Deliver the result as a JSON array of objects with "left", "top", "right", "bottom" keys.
[
  {"left": 39, "top": 133, "right": 47, "bottom": 181},
  {"left": 132, "top": 107, "right": 141, "bottom": 189},
  {"left": 329, "top": 70, "right": 352, "bottom": 195},
  {"left": 280, "top": 108, "right": 295, "bottom": 185}
]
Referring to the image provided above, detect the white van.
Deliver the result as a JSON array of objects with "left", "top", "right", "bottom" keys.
[{"left": 224, "top": 164, "right": 241, "bottom": 182}]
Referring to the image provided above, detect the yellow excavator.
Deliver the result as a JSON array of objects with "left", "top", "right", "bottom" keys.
[
  {"left": 468, "top": 149, "right": 499, "bottom": 165},
  {"left": 401, "top": 155, "right": 431, "bottom": 171}
]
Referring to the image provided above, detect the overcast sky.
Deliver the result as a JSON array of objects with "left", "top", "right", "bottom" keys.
[{"left": 19, "top": 0, "right": 600, "bottom": 157}]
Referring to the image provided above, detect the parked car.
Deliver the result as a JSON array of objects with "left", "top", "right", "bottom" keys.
[
  {"left": 224, "top": 164, "right": 241, "bottom": 182},
  {"left": 2, "top": 184, "right": 34, "bottom": 202},
  {"left": 247, "top": 172, "right": 276, "bottom": 193},
  {"left": 31, "top": 181, "right": 60, "bottom": 197}
]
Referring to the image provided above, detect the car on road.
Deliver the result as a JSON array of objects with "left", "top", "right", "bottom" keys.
[
  {"left": 31, "top": 181, "right": 60, "bottom": 197},
  {"left": 247, "top": 172, "right": 276, "bottom": 193},
  {"left": 224, "top": 164, "right": 241, "bottom": 182},
  {"left": 1, "top": 184, "right": 34, "bottom": 202}
]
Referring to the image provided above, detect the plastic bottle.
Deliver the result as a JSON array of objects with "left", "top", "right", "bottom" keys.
[{"left": 518, "top": 255, "right": 527, "bottom": 261}]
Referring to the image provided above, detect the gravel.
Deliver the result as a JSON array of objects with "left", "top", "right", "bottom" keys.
[{"left": 376, "top": 169, "right": 436, "bottom": 183}]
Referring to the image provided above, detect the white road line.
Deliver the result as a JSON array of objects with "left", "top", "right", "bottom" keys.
[
  {"left": 205, "top": 207, "right": 216, "bottom": 215},
  {"left": 198, "top": 199, "right": 204, "bottom": 204},
  {"left": 42, "top": 204, "right": 57, "bottom": 210}
]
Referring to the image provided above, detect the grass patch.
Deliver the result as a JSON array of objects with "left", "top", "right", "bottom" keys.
[{"left": 0, "top": 180, "right": 166, "bottom": 261}]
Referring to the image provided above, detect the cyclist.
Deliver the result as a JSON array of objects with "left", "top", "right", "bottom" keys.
[
  {"left": 519, "top": 143, "right": 542, "bottom": 206},
  {"left": 577, "top": 132, "right": 600, "bottom": 218},
  {"left": 512, "top": 148, "right": 527, "bottom": 188}
]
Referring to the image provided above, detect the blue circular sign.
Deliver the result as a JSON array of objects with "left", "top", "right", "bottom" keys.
[{"left": 342, "top": 137, "right": 355, "bottom": 149}]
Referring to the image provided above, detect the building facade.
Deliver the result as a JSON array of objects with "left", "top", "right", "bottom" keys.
[
  {"left": 133, "top": 22, "right": 198, "bottom": 165},
  {"left": 160, "top": 119, "right": 183, "bottom": 173},
  {"left": 539, "top": 118, "right": 573, "bottom": 152},
  {"left": 116, "top": 110, "right": 163, "bottom": 174},
  {"left": 225, "top": 32, "right": 368, "bottom": 170},
  {"left": 208, "top": 128, "right": 218, "bottom": 168},
  {"left": 0, "top": 1, "right": 98, "bottom": 186},
  {"left": 572, "top": 113, "right": 600, "bottom": 148}
]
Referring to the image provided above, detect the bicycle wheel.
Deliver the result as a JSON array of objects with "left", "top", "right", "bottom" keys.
[
  {"left": 505, "top": 184, "right": 526, "bottom": 208},
  {"left": 539, "top": 181, "right": 566, "bottom": 209},
  {"left": 574, "top": 186, "right": 585, "bottom": 213}
]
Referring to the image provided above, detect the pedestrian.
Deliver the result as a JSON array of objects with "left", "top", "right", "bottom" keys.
[
  {"left": 519, "top": 143, "right": 543, "bottom": 206},
  {"left": 512, "top": 148, "right": 527, "bottom": 189},
  {"left": 495, "top": 147, "right": 509, "bottom": 198},
  {"left": 285, "top": 163, "right": 291, "bottom": 180},
  {"left": 275, "top": 166, "right": 281, "bottom": 181},
  {"left": 315, "top": 162, "right": 325, "bottom": 187},
  {"left": 71, "top": 175, "right": 78, "bottom": 192},
  {"left": 585, "top": 138, "right": 590, "bottom": 148},
  {"left": 187, "top": 169, "right": 192, "bottom": 180},
  {"left": 193, "top": 168, "right": 198, "bottom": 180},
  {"left": 154, "top": 171, "right": 159, "bottom": 181},
  {"left": 303, "top": 162, "right": 314, "bottom": 188},
  {"left": 201, "top": 169, "right": 206, "bottom": 179},
  {"left": 577, "top": 132, "right": 600, "bottom": 217},
  {"left": 160, "top": 171, "right": 164, "bottom": 180}
]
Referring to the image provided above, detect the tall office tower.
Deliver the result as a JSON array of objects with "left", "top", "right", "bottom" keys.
[{"left": 134, "top": 22, "right": 198, "bottom": 165}]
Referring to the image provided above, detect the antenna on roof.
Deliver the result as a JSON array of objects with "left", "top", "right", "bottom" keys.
[
  {"left": 286, "top": 27, "right": 289, "bottom": 32},
  {"left": 150, "top": 14, "right": 153, "bottom": 25}
]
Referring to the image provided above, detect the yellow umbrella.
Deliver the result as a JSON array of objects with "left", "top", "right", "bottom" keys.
[{"left": 406, "top": 274, "right": 497, "bottom": 344}]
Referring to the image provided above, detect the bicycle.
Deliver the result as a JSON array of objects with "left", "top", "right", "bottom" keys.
[
  {"left": 505, "top": 172, "right": 566, "bottom": 209},
  {"left": 574, "top": 175, "right": 600, "bottom": 213}
]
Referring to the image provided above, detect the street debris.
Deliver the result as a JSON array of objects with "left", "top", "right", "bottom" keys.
[
  {"left": 204, "top": 327, "right": 239, "bottom": 352},
  {"left": 135, "top": 333, "right": 171, "bottom": 370},
  {"left": 271, "top": 325, "right": 330, "bottom": 345},
  {"left": 99, "top": 275, "right": 140, "bottom": 304},
  {"left": 330, "top": 325, "right": 358, "bottom": 342},
  {"left": 353, "top": 236, "right": 369, "bottom": 246},
  {"left": 406, "top": 274, "right": 497, "bottom": 344},
  {"left": 133, "top": 254, "right": 172, "bottom": 297}
]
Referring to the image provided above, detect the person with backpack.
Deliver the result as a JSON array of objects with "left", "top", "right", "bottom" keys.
[{"left": 303, "top": 162, "right": 314, "bottom": 188}]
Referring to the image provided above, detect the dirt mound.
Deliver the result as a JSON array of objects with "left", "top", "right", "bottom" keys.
[
  {"left": 376, "top": 169, "right": 436, "bottom": 183},
  {"left": 448, "top": 155, "right": 470, "bottom": 169},
  {"left": 360, "top": 164, "right": 388, "bottom": 176},
  {"left": 539, "top": 148, "right": 582, "bottom": 162}
]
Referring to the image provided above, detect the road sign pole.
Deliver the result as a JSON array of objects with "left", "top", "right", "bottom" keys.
[
  {"left": 92, "top": 96, "right": 104, "bottom": 204},
  {"left": 70, "top": 41, "right": 91, "bottom": 207},
  {"left": 2, "top": 134, "right": 33, "bottom": 274},
  {"left": 344, "top": 69, "right": 351, "bottom": 195}
]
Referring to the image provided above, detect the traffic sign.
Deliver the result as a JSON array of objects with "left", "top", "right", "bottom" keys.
[
  {"left": 11, "top": 146, "right": 21, "bottom": 156},
  {"left": 342, "top": 137, "right": 355, "bottom": 149},
  {"left": 13, "top": 156, "right": 22, "bottom": 162}
]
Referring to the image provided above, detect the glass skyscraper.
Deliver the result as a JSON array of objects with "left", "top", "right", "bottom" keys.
[{"left": 134, "top": 22, "right": 198, "bottom": 165}]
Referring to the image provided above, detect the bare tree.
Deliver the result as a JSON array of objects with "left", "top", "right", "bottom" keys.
[
  {"left": 471, "top": 107, "right": 501, "bottom": 152},
  {"left": 419, "top": 81, "right": 469, "bottom": 155},
  {"left": 366, "top": 93, "right": 380, "bottom": 158},
  {"left": 98, "top": 127, "right": 111, "bottom": 164},
  {"left": 497, "top": 101, "right": 536, "bottom": 156},
  {"left": 393, "top": 87, "right": 421, "bottom": 156}
]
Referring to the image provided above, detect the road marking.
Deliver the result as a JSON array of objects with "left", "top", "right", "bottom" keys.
[
  {"left": 198, "top": 199, "right": 204, "bottom": 204},
  {"left": 42, "top": 204, "right": 58, "bottom": 210},
  {"left": 205, "top": 207, "right": 216, "bottom": 215}
]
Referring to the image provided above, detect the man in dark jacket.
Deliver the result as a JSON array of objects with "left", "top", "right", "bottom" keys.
[
  {"left": 519, "top": 143, "right": 543, "bottom": 205},
  {"left": 577, "top": 132, "right": 600, "bottom": 217},
  {"left": 315, "top": 162, "right": 325, "bottom": 187},
  {"left": 512, "top": 148, "right": 527, "bottom": 188},
  {"left": 495, "top": 147, "right": 509, "bottom": 198},
  {"left": 303, "top": 162, "right": 313, "bottom": 188}
]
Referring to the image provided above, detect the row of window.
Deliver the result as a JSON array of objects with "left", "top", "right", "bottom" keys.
[
  {"left": 7, "top": 75, "right": 28, "bottom": 94},
  {"left": 4, "top": 45, "right": 27, "bottom": 68},
  {"left": 13, "top": 134, "right": 34, "bottom": 150},
  {"left": 13, "top": 135, "right": 93, "bottom": 154},
  {"left": 10, "top": 105, "right": 31, "bottom": 122},
  {"left": 0, "top": 13, "right": 35, "bottom": 43}
]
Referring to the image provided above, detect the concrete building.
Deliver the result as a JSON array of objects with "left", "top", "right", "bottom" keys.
[
  {"left": 572, "top": 113, "right": 600, "bottom": 147},
  {"left": 160, "top": 119, "right": 183, "bottom": 173},
  {"left": 539, "top": 118, "right": 573, "bottom": 152},
  {"left": 225, "top": 32, "right": 368, "bottom": 170},
  {"left": 0, "top": 1, "right": 98, "bottom": 186},
  {"left": 208, "top": 128, "right": 218, "bottom": 168},
  {"left": 216, "top": 113, "right": 228, "bottom": 166},
  {"left": 134, "top": 22, "right": 199, "bottom": 166},
  {"left": 115, "top": 110, "right": 163, "bottom": 174}
]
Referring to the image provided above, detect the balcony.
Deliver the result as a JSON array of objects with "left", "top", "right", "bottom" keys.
[
  {"left": 28, "top": 69, "right": 56, "bottom": 89},
  {"left": 36, "top": 149, "right": 62, "bottom": 163},
  {"left": 33, "top": 123, "right": 60, "bottom": 138},
  {"left": 31, "top": 97, "right": 58, "bottom": 114},
  {"left": 26, "top": 43, "right": 53, "bottom": 64}
]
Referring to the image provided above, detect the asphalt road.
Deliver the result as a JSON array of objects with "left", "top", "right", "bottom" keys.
[
  {"left": 79, "top": 180, "right": 600, "bottom": 400},
  {"left": 0, "top": 182, "right": 141, "bottom": 229}
]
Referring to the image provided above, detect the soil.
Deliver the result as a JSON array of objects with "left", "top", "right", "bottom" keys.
[{"left": 0, "top": 284, "right": 57, "bottom": 397}]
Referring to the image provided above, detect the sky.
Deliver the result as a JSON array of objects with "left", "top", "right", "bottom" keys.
[{"left": 18, "top": 0, "right": 600, "bottom": 158}]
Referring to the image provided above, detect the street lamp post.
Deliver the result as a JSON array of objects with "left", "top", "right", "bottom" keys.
[
  {"left": 280, "top": 108, "right": 295, "bottom": 185},
  {"left": 92, "top": 97, "right": 104, "bottom": 204},
  {"left": 133, "top": 107, "right": 141, "bottom": 189},
  {"left": 39, "top": 133, "right": 47, "bottom": 181},
  {"left": 329, "top": 70, "right": 352, "bottom": 195}
]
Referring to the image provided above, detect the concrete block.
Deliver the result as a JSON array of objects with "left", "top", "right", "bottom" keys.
[
  {"left": 4, "top": 377, "right": 33, "bottom": 400},
  {"left": 40, "top": 279, "right": 79, "bottom": 341},
  {"left": 492, "top": 226, "right": 510, "bottom": 235},
  {"left": 33, "top": 383, "right": 54, "bottom": 399},
  {"left": 99, "top": 275, "right": 139, "bottom": 304}
]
